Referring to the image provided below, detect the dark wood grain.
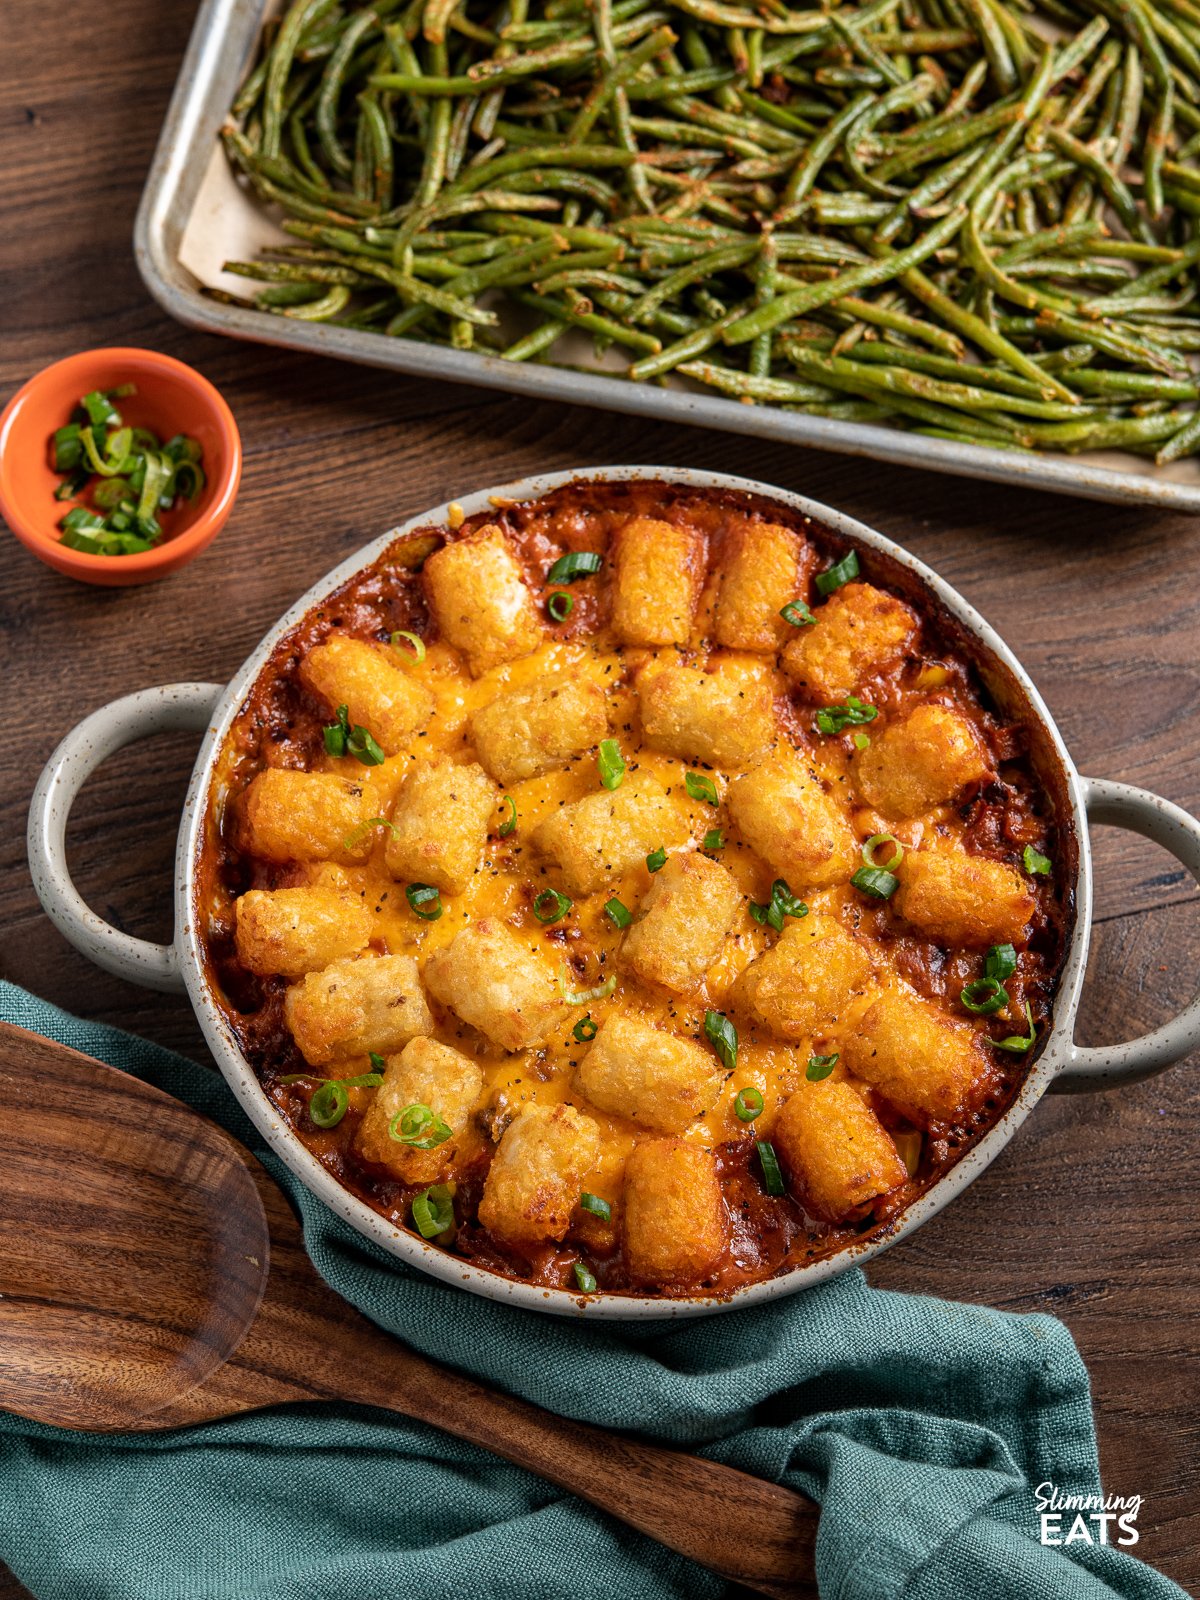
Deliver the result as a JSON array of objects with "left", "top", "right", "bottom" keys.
[
  {"left": 0, "top": 1025, "right": 817, "bottom": 1600},
  {"left": 1, "top": 0, "right": 1198, "bottom": 1595}
]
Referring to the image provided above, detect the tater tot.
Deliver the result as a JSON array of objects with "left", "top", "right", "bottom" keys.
[
  {"left": 621, "top": 851, "right": 741, "bottom": 992},
  {"left": 422, "top": 524, "right": 543, "bottom": 674},
  {"left": 855, "top": 703, "right": 992, "bottom": 819},
  {"left": 353, "top": 1037, "right": 483, "bottom": 1185},
  {"left": 234, "top": 886, "right": 372, "bottom": 978},
  {"left": 727, "top": 745, "right": 858, "bottom": 890},
  {"left": 384, "top": 758, "right": 497, "bottom": 894},
  {"left": 238, "top": 769, "right": 375, "bottom": 864},
  {"left": 637, "top": 661, "right": 775, "bottom": 770},
  {"left": 470, "top": 677, "right": 609, "bottom": 786},
  {"left": 529, "top": 775, "right": 689, "bottom": 896},
  {"left": 299, "top": 634, "right": 434, "bottom": 755},
  {"left": 782, "top": 582, "right": 917, "bottom": 701},
  {"left": 576, "top": 1013, "right": 726, "bottom": 1133},
  {"left": 610, "top": 515, "right": 705, "bottom": 645},
  {"left": 478, "top": 1102, "right": 601, "bottom": 1251},
  {"left": 623, "top": 1138, "right": 726, "bottom": 1286},
  {"left": 423, "top": 918, "right": 573, "bottom": 1050},
  {"left": 715, "top": 520, "right": 812, "bottom": 652},
  {"left": 283, "top": 953, "right": 434, "bottom": 1067},
  {"left": 733, "top": 912, "right": 872, "bottom": 1039},
  {"left": 894, "top": 849, "right": 1035, "bottom": 948},
  {"left": 773, "top": 1077, "right": 906, "bottom": 1222},
  {"left": 841, "top": 990, "right": 991, "bottom": 1123}
]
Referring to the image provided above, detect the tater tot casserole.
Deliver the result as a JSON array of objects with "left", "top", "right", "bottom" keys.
[{"left": 198, "top": 479, "right": 1071, "bottom": 1301}]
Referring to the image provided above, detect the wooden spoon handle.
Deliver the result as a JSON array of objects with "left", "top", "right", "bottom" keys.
[{"left": 328, "top": 1335, "right": 817, "bottom": 1599}]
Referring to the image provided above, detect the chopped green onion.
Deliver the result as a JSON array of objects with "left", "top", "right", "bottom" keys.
[
  {"left": 390, "top": 629, "right": 426, "bottom": 662},
  {"left": 547, "top": 591, "right": 574, "bottom": 622},
  {"left": 560, "top": 964, "right": 618, "bottom": 1006},
  {"left": 704, "top": 1009, "right": 738, "bottom": 1072},
  {"left": 750, "top": 878, "right": 808, "bottom": 932},
  {"left": 702, "top": 829, "right": 725, "bottom": 851},
  {"left": 597, "top": 738, "right": 625, "bottom": 791},
  {"left": 862, "top": 834, "right": 903, "bottom": 872},
  {"left": 497, "top": 795, "right": 517, "bottom": 837},
  {"left": 604, "top": 897, "right": 632, "bottom": 929},
  {"left": 573, "top": 1015, "right": 599, "bottom": 1043},
  {"left": 806, "top": 1052, "right": 839, "bottom": 1081},
  {"left": 324, "top": 704, "right": 351, "bottom": 757},
  {"left": 547, "top": 550, "right": 603, "bottom": 583},
  {"left": 82, "top": 389, "right": 120, "bottom": 428},
  {"left": 580, "top": 1192, "right": 611, "bottom": 1221},
  {"left": 853, "top": 732, "right": 872, "bottom": 750},
  {"left": 342, "top": 814, "right": 398, "bottom": 851},
  {"left": 985, "top": 944, "right": 1017, "bottom": 984},
  {"left": 685, "top": 771, "right": 719, "bottom": 806},
  {"left": 389, "top": 1102, "right": 453, "bottom": 1149},
  {"left": 851, "top": 866, "right": 899, "bottom": 900},
  {"left": 1023, "top": 845, "right": 1052, "bottom": 876},
  {"left": 573, "top": 1260, "right": 598, "bottom": 1293},
  {"left": 346, "top": 724, "right": 385, "bottom": 766},
  {"left": 756, "top": 1140, "right": 787, "bottom": 1196},
  {"left": 816, "top": 697, "right": 878, "bottom": 736},
  {"left": 646, "top": 846, "right": 667, "bottom": 873},
  {"left": 780, "top": 599, "right": 816, "bottom": 627},
  {"left": 734, "top": 1087, "right": 764, "bottom": 1122},
  {"left": 961, "top": 977, "right": 1009, "bottom": 1016},
  {"left": 309, "top": 1081, "right": 350, "bottom": 1128},
  {"left": 368, "top": 1053, "right": 386, "bottom": 1071},
  {"left": 52, "top": 424, "right": 84, "bottom": 472},
  {"left": 534, "top": 887, "right": 573, "bottom": 924},
  {"left": 988, "top": 1001, "right": 1037, "bottom": 1054},
  {"left": 406, "top": 883, "right": 444, "bottom": 921},
  {"left": 412, "top": 1184, "right": 455, "bottom": 1239},
  {"left": 815, "top": 550, "right": 860, "bottom": 596}
]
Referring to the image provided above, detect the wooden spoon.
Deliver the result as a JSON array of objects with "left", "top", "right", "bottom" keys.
[{"left": 0, "top": 1022, "right": 817, "bottom": 1598}]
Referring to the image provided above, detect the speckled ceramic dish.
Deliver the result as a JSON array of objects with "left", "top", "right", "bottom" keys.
[{"left": 27, "top": 467, "right": 1200, "bottom": 1318}]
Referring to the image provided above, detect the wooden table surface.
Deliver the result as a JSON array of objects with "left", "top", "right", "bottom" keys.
[{"left": 3, "top": 1, "right": 1199, "bottom": 1594}]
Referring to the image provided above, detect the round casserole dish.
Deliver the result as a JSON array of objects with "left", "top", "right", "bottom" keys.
[{"left": 28, "top": 466, "right": 1200, "bottom": 1319}]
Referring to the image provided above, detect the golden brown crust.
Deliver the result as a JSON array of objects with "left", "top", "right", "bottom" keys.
[
  {"left": 623, "top": 1138, "right": 727, "bottom": 1286},
  {"left": 478, "top": 1102, "right": 601, "bottom": 1251},
  {"left": 620, "top": 850, "right": 741, "bottom": 992},
  {"left": 576, "top": 1013, "right": 726, "bottom": 1133},
  {"left": 610, "top": 515, "right": 704, "bottom": 645},
  {"left": 773, "top": 1078, "right": 906, "bottom": 1222},
  {"left": 782, "top": 581, "right": 917, "bottom": 701},
  {"left": 715, "top": 520, "right": 812, "bottom": 652}
]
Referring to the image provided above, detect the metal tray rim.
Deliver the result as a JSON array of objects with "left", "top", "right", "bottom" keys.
[{"left": 134, "top": 0, "right": 1200, "bottom": 516}]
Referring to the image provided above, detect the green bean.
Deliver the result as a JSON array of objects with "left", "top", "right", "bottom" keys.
[{"left": 1155, "top": 408, "right": 1200, "bottom": 464}]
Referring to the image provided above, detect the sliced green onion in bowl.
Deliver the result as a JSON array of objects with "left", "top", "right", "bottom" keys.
[
  {"left": 406, "top": 883, "right": 444, "bottom": 921},
  {"left": 498, "top": 795, "right": 517, "bottom": 837},
  {"left": 346, "top": 724, "right": 385, "bottom": 766},
  {"left": 961, "top": 977, "right": 1008, "bottom": 1016},
  {"left": 309, "top": 1081, "right": 350, "bottom": 1129},
  {"left": 547, "top": 591, "right": 574, "bottom": 622},
  {"left": 342, "top": 814, "right": 398, "bottom": 851},
  {"left": 646, "top": 846, "right": 667, "bottom": 873},
  {"left": 734, "top": 1086, "right": 764, "bottom": 1122},
  {"left": 757, "top": 1140, "right": 787, "bottom": 1196},
  {"left": 750, "top": 877, "right": 808, "bottom": 932},
  {"left": 573, "top": 1015, "right": 599, "bottom": 1043},
  {"left": 816, "top": 697, "right": 877, "bottom": 736},
  {"left": 862, "top": 834, "right": 903, "bottom": 872},
  {"left": 547, "top": 550, "right": 603, "bottom": 583},
  {"left": 580, "top": 1191, "right": 611, "bottom": 1221},
  {"left": 702, "top": 828, "right": 725, "bottom": 851},
  {"left": 851, "top": 866, "right": 899, "bottom": 900},
  {"left": 988, "top": 1000, "right": 1038, "bottom": 1054},
  {"left": 560, "top": 964, "right": 618, "bottom": 1006},
  {"left": 1023, "top": 845, "right": 1052, "bottom": 876},
  {"left": 806, "top": 1052, "right": 839, "bottom": 1081},
  {"left": 815, "top": 550, "right": 860, "bottom": 596},
  {"left": 534, "top": 887, "right": 573, "bottom": 924},
  {"left": 390, "top": 629, "right": 426, "bottom": 662},
  {"left": 985, "top": 943, "right": 1017, "bottom": 983},
  {"left": 704, "top": 1009, "right": 738, "bottom": 1072},
  {"left": 597, "top": 738, "right": 625, "bottom": 791}
]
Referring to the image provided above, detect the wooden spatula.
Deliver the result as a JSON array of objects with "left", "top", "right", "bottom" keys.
[{"left": 0, "top": 1021, "right": 817, "bottom": 1598}]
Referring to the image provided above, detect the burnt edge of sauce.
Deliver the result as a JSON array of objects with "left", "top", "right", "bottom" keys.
[{"left": 194, "top": 478, "right": 1076, "bottom": 1302}]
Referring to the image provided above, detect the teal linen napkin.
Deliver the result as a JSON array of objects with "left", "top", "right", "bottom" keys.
[{"left": 0, "top": 981, "right": 1185, "bottom": 1600}]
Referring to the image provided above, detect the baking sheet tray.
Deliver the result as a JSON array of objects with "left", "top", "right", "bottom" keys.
[{"left": 135, "top": 0, "right": 1200, "bottom": 514}]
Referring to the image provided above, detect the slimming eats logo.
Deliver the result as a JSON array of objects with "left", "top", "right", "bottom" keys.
[{"left": 1035, "top": 1482, "right": 1142, "bottom": 1547}]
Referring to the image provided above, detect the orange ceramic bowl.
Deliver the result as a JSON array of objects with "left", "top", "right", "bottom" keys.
[{"left": 0, "top": 348, "right": 241, "bottom": 587}]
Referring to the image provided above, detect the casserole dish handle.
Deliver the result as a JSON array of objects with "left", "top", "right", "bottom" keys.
[
  {"left": 27, "top": 684, "right": 223, "bottom": 995},
  {"left": 1053, "top": 776, "right": 1200, "bottom": 1091}
]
